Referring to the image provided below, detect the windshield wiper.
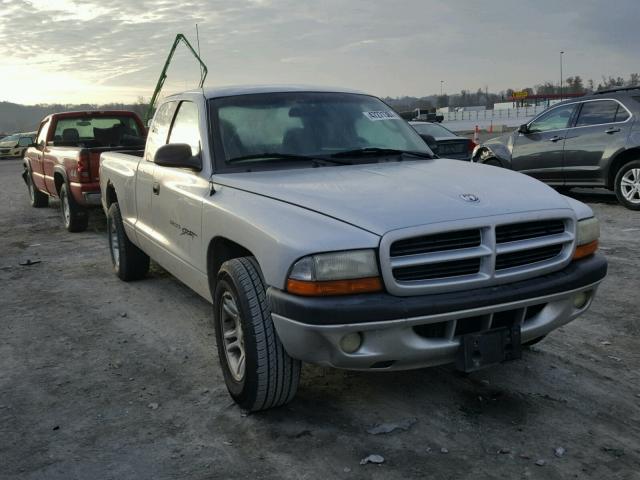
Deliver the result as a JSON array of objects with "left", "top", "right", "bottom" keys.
[
  {"left": 330, "top": 147, "right": 435, "bottom": 159},
  {"left": 227, "top": 152, "right": 351, "bottom": 166}
]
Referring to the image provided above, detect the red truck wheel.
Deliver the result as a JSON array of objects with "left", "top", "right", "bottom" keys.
[
  {"left": 60, "top": 184, "right": 88, "bottom": 232},
  {"left": 107, "top": 202, "right": 150, "bottom": 281},
  {"left": 26, "top": 173, "right": 48, "bottom": 208}
]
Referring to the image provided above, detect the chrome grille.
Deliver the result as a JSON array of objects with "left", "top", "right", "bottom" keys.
[
  {"left": 496, "top": 219, "right": 565, "bottom": 243},
  {"left": 390, "top": 229, "right": 481, "bottom": 256},
  {"left": 380, "top": 212, "right": 576, "bottom": 296},
  {"left": 496, "top": 244, "right": 564, "bottom": 270},
  {"left": 393, "top": 258, "right": 481, "bottom": 281}
]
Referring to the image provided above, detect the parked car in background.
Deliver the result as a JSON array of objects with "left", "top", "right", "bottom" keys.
[
  {"left": 410, "top": 121, "right": 476, "bottom": 160},
  {"left": 472, "top": 87, "right": 640, "bottom": 210},
  {"left": 0, "top": 132, "right": 36, "bottom": 159},
  {"left": 22, "top": 111, "right": 146, "bottom": 231},
  {"left": 100, "top": 85, "right": 606, "bottom": 412}
]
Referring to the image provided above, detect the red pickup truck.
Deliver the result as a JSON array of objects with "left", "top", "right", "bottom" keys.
[{"left": 22, "top": 111, "right": 146, "bottom": 232}]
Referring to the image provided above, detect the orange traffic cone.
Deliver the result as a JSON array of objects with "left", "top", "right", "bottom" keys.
[
  {"left": 474, "top": 125, "right": 480, "bottom": 144},
  {"left": 488, "top": 121, "right": 493, "bottom": 134}
]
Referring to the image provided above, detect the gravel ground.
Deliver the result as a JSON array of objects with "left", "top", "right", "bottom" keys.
[{"left": 1, "top": 158, "right": 639, "bottom": 480}]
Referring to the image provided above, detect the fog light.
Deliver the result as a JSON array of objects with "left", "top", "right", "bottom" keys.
[
  {"left": 573, "top": 291, "right": 590, "bottom": 309},
  {"left": 340, "top": 332, "right": 362, "bottom": 353}
]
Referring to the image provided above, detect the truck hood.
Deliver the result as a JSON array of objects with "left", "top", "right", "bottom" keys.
[{"left": 215, "top": 159, "right": 575, "bottom": 236}]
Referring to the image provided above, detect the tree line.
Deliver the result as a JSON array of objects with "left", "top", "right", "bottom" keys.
[{"left": 384, "top": 73, "right": 640, "bottom": 113}]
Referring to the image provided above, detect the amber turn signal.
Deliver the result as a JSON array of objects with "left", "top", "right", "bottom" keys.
[
  {"left": 286, "top": 277, "right": 383, "bottom": 296},
  {"left": 573, "top": 240, "right": 598, "bottom": 260}
]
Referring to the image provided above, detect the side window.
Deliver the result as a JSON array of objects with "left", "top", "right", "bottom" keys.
[
  {"left": 167, "top": 101, "right": 201, "bottom": 156},
  {"left": 528, "top": 104, "right": 576, "bottom": 133},
  {"left": 36, "top": 120, "right": 49, "bottom": 146},
  {"left": 576, "top": 101, "right": 619, "bottom": 127},
  {"left": 145, "top": 101, "right": 178, "bottom": 162},
  {"left": 18, "top": 137, "right": 32, "bottom": 147},
  {"left": 615, "top": 105, "right": 630, "bottom": 122}
]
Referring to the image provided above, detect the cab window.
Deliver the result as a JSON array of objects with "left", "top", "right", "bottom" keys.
[
  {"left": 145, "top": 101, "right": 178, "bottom": 162},
  {"left": 36, "top": 120, "right": 49, "bottom": 146},
  {"left": 576, "top": 100, "right": 619, "bottom": 127},
  {"left": 168, "top": 101, "right": 201, "bottom": 156},
  {"left": 528, "top": 104, "right": 576, "bottom": 133}
]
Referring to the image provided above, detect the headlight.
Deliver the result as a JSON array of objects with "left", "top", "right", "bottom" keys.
[
  {"left": 574, "top": 217, "right": 599, "bottom": 260},
  {"left": 471, "top": 145, "right": 481, "bottom": 161},
  {"left": 287, "top": 249, "right": 383, "bottom": 296}
]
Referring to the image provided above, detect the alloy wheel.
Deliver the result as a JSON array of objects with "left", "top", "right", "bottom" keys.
[
  {"left": 220, "top": 290, "right": 246, "bottom": 382},
  {"left": 109, "top": 218, "right": 120, "bottom": 268},
  {"left": 620, "top": 168, "right": 640, "bottom": 204}
]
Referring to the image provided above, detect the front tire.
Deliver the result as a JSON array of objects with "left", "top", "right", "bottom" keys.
[
  {"left": 26, "top": 173, "right": 48, "bottom": 208},
  {"left": 60, "top": 183, "right": 88, "bottom": 232},
  {"left": 614, "top": 160, "right": 640, "bottom": 210},
  {"left": 213, "top": 257, "right": 300, "bottom": 412},
  {"left": 107, "top": 202, "right": 150, "bottom": 281}
]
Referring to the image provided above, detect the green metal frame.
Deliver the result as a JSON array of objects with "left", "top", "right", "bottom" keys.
[{"left": 145, "top": 33, "right": 208, "bottom": 124}]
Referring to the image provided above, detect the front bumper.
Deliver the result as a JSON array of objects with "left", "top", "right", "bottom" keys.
[
  {"left": 268, "top": 254, "right": 607, "bottom": 370},
  {"left": 0, "top": 149, "right": 22, "bottom": 159}
]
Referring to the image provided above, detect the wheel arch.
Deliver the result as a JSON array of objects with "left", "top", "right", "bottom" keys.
[
  {"left": 104, "top": 181, "right": 118, "bottom": 208},
  {"left": 608, "top": 147, "right": 640, "bottom": 189},
  {"left": 52, "top": 166, "right": 67, "bottom": 195},
  {"left": 207, "top": 237, "right": 255, "bottom": 296}
]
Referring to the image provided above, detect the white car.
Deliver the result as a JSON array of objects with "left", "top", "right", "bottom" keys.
[{"left": 0, "top": 132, "right": 36, "bottom": 159}]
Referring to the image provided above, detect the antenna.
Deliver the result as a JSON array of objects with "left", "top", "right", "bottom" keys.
[{"left": 196, "top": 24, "right": 203, "bottom": 83}]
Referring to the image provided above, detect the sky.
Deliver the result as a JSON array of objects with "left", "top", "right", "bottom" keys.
[{"left": 0, "top": 0, "right": 637, "bottom": 105}]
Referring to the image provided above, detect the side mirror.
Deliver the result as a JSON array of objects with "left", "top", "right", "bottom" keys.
[
  {"left": 420, "top": 134, "right": 439, "bottom": 154},
  {"left": 154, "top": 143, "right": 202, "bottom": 171},
  {"left": 518, "top": 124, "right": 529, "bottom": 134}
]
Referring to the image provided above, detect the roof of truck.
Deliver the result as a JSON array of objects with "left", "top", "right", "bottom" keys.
[{"left": 177, "top": 84, "right": 367, "bottom": 99}]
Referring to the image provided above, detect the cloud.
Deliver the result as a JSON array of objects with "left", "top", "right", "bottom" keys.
[{"left": 0, "top": 0, "right": 637, "bottom": 104}]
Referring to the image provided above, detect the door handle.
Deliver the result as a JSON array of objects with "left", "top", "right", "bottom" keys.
[
  {"left": 605, "top": 127, "right": 621, "bottom": 134},
  {"left": 152, "top": 182, "right": 160, "bottom": 195},
  {"left": 549, "top": 136, "right": 563, "bottom": 143}
]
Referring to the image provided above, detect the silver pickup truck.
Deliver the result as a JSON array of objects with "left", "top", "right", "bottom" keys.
[{"left": 100, "top": 85, "right": 607, "bottom": 411}]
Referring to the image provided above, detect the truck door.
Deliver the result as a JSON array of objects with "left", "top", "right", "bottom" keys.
[
  {"left": 563, "top": 99, "right": 633, "bottom": 186},
  {"left": 151, "top": 100, "right": 208, "bottom": 271},
  {"left": 29, "top": 119, "right": 50, "bottom": 192},
  {"left": 134, "top": 101, "right": 177, "bottom": 252},
  {"left": 511, "top": 103, "right": 577, "bottom": 185}
]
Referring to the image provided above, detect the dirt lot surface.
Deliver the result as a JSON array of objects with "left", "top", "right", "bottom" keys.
[{"left": 1, "top": 158, "right": 639, "bottom": 479}]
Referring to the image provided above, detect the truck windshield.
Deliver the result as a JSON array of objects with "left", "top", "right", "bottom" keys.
[
  {"left": 209, "top": 92, "right": 432, "bottom": 167},
  {"left": 52, "top": 116, "right": 145, "bottom": 148}
]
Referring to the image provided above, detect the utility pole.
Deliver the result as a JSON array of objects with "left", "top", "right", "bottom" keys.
[
  {"left": 440, "top": 80, "right": 444, "bottom": 97},
  {"left": 560, "top": 51, "right": 564, "bottom": 101}
]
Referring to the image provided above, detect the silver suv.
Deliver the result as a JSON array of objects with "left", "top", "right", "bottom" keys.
[{"left": 473, "top": 87, "right": 640, "bottom": 209}]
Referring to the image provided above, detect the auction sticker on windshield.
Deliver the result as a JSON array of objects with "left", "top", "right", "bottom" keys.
[{"left": 363, "top": 111, "right": 401, "bottom": 121}]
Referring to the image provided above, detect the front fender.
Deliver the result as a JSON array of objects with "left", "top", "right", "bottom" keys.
[{"left": 202, "top": 187, "right": 381, "bottom": 290}]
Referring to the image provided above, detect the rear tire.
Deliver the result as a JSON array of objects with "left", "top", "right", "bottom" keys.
[
  {"left": 60, "top": 183, "right": 88, "bottom": 232},
  {"left": 614, "top": 160, "right": 640, "bottom": 210},
  {"left": 107, "top": 202, "right": 150, "bottom": 281},
  {"left": 26, "top": 173, "right": 48, "bottom": 208},
  {"left": 213, "top": 257, "right": 301, "bottom": 412}
]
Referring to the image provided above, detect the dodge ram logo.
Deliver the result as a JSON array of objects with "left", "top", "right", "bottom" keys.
[{"left": 460, "top": 193, "right": 480, "bottom": 203}]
